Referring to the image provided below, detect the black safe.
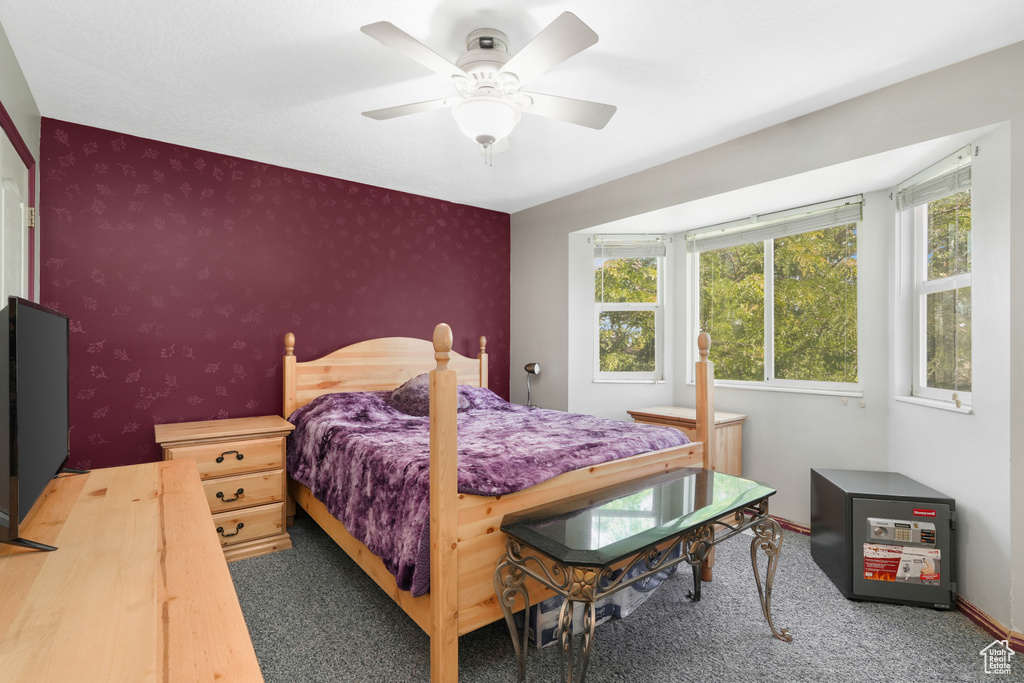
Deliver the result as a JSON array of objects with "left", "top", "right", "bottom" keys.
[{"left": 810, "top": 468, "right": 957, "bottom": 609}]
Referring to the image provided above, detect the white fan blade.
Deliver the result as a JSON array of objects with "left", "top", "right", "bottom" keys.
[
  {"left": 361, "top": 22, "right": 467, "bottom": 80},
  {"left": 363, "top": 97, "right": 460, "bottom": 121},
  {"left": 499, "top": 12, "right": 598, "bottom": 84},
  {"left": 521, "top": 92, "right": 616, "bottom": 129}
]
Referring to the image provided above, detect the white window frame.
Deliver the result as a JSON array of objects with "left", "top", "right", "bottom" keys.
[
  {"left": 687, "top": 197, "right": 862, "bottom": 395},
  {"left": 593, "top": 235, "right": 666, "bottom": 383},
  {"left": 897, "top": 147, "right": 973, "bottom": 408}
]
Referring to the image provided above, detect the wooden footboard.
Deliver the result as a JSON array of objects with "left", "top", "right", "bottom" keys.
[
  {"left": 455, "top": 442, "right": 703, "bottom": 633},
  {"left": 288, "top": 440, "right": 703, "bottom": 637},
  {"left": 288, "top": 444, "right": 704, "bottom": 634},
  {"left": 283, "top": 325, "right": 716, "bottom": 683}
]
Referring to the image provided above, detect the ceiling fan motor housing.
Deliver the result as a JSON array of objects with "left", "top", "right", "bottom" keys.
[
  {"left": 360, "top": 13, "right": 614, "bottom": 145},
  {"left": 465, "top": 29, "right": 508, "bottom": 53},
  {"left": 456, "top": 29, "right": 518, "bottom": 94}
]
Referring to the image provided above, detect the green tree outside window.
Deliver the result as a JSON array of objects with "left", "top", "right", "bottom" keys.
[
  {"left": 698, "top": 223, "right": 858, "bottom": 383},
  {"left": 595, "top": 257, "right": 659, "bottom": 373},
  {"left": 923, "top": 191, "right": 971, "bottom": 392}
]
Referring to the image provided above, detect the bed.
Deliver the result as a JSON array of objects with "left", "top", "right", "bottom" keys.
[{"left": 282, "top": 323, "right": 718, "bottom": 682}]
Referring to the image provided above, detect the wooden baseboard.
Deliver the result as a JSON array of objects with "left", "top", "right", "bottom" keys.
[
  {"left": 771, "top": 515, "right": 810, "bottom": 536},
  {"left": 957, "top": 596, "right": 1024, "bottom": 653}
]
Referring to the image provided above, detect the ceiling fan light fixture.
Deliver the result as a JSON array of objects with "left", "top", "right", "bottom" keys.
[
  {"left": 452, "top": 96, "right": 521, "bottom": 147},
  {"left": 361, "top": 14, "right": 614, "bottom": 157}
]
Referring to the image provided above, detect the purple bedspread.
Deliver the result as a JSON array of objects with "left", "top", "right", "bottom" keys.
[{"left": 287, "top": 387, "right": 689, "bottom": 596}]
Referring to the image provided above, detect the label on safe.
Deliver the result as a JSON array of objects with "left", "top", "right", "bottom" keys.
[{"left": 863, "top": 544, "right": 941, "bottom": 584}]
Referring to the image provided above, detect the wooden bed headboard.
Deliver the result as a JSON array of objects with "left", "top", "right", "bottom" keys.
[{"left": 282, "top": 327, "right": 488, "bottom": 418}]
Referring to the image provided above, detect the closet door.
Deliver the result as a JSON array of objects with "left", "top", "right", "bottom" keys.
[{"left": 0, "top": 129, "right": 28, "bottom": 302}]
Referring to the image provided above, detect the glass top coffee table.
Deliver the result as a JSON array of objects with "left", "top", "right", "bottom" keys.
[{"left": 493, "top": 467, "right": 792, "bottom": 683}]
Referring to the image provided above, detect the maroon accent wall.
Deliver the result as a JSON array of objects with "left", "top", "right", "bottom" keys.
[{"left": 40, "top": 119, "right": 510, "bottom": 469}]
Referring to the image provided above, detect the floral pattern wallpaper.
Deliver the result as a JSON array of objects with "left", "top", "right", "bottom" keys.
[{"left": 40, "top": 119, "right": 510, "bottom": 469}]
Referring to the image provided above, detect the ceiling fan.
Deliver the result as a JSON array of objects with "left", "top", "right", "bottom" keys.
[{"left": 360, "top": 12, "right": 616, "bottom": 155}]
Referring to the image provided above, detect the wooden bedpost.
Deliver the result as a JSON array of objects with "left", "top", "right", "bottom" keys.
[
  {"left": 283, "top": 333, "right": 297, "bottom": 525},
  {"left": 694, "top": 332, "right": 716, "bottom": 472},
  {"left": 478, "top": 335, "right": 488, "bottom": 389},
  {"left": 283, "top": 333, "right": 296, "bottom": 419},
  {"left": 429, "top": 323, "right": 459, "bottom": 683},
  {"left": 695, "top": 332, "right": 717, "bottom": 582}
]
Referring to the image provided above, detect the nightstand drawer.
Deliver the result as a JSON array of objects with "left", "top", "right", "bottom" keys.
[
  {"left": 166, "top": 436, "right": 285, "bottom": 480},
  {"left": 156, "top": 415, "right": 294, "bottom": 561},
  {"left": 212, "top": 503, "right": 285, "bottom": 547},
  {"left": 203, "top": 470, "right": 284, "bottom": 513}
]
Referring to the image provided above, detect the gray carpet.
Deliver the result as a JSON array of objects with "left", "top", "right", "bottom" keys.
[{"left": 230, "top": 513, "right": 1016, "bottom": 682}]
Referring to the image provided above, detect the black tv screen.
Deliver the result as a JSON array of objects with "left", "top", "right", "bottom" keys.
[{"left": 0, "top": 296, "right": 70, "bottom": 547}]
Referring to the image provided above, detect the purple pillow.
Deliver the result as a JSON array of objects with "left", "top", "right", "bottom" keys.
[
  {"left": 388, "top": 373, "right": 470, "bottom": 416},
  {"left": 458, "top": 385, "right": 510, "bottom": 411}
]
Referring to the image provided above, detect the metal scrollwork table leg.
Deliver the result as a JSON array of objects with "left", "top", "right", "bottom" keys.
[
  {"left": 495, "top": 497, "right": 793, "bottom": 683},
  {"left": 682, "top": 523, "right": 716, "bottom": 602},
  {"left": 494, "top": 557, "right": 530, "bottom": 683},
  {"left": 495, "top": 543, "right": 603, "bottom": 683},
  {"left": 750, "top": 517, "right": 792, "bottom": 642},
  {"left": 558, "top": 598, "right": 597, "bottom": 683}
]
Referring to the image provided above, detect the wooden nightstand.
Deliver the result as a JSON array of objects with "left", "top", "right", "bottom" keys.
[
  {"left": 627, "top": 406, "right": 747, "bottom": 477},
  {"left": 155, "top": 415, "right": 295, "bottom": 562}
]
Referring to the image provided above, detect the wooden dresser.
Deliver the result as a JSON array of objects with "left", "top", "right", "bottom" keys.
[
  {"left": 155, "top": 415, "right": 295, "bottom": 562},
  {"left": 627, "top": 405, "right": 747, "bottom": 476},
  {"left": 0, "top": 460, "right": 262, "bottom": 682}
]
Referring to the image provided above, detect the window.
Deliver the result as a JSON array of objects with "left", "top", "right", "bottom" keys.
[
  {"left": 593, "top": 235, "right": 666, "bottom": 381},
  {"left": 688, "top": 198, "right": 860, "bottom": 390},
  {"left": 896, "top": 148, "right": 972, "bottom": 406}
]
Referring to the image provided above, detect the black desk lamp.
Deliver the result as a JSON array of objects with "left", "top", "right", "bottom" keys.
[{"left": 524, "top": 362, "right": 541, "bottom": 407}]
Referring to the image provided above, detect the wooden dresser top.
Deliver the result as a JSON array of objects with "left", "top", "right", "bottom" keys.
[
  {"left": 0, "top": 460, "right": 263, "bottom": 682},
  {"left": 627, "top": 405, "right": 747, "bottom": 426},
  {"left": 155, "top": 414, "right": 295, "bottom": 446}
]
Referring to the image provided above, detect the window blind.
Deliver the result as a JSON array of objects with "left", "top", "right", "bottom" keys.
[
  {"left": 686, "top": 199, "right": 862, "bottom": 254},
  {"left": 593, "top": 234, "right": 668, "bottom": 259},
  {"left": 895, "top": 163, "right": 971, "bottom": 211}
]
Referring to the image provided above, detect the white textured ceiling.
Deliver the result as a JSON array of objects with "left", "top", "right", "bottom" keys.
[{"left": 2, "top": 1, "right": 1023, "bottom": 214}]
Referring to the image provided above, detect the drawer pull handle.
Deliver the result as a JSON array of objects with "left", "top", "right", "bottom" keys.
[
  {"left": 217, "top": 522, "right": 244, "bottom": 538},
  {"left": 216, "top": 488, "right": 245, "bottom": 503},
  {"left": 216, "top": 450, "right": 244, "bottom": 464}
]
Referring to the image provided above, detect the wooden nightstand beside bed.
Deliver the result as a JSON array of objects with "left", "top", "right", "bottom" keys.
[
  {"left": 627, "top": 406, "right": 746, "bottom": 476},
  {"left": 155, "top": 414, "right": 295, "bottom": 562}
]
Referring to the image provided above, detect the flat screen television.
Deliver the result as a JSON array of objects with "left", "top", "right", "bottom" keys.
[{"left": 0, "top": 296, "right": 71, "bottom": 551}]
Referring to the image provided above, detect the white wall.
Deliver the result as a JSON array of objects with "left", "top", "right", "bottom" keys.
[
  {"left": 888, "top": 124, "right": 1012, "bottom": 625},
  {"left": 510, "top": 42, "right": 1024, "bottom": 633},
  {"left": 566, "top": 232, "right": 674, "bottom": 418},
  {"left": 509, "top": 218, "right": 566, "bottom": 408}
]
